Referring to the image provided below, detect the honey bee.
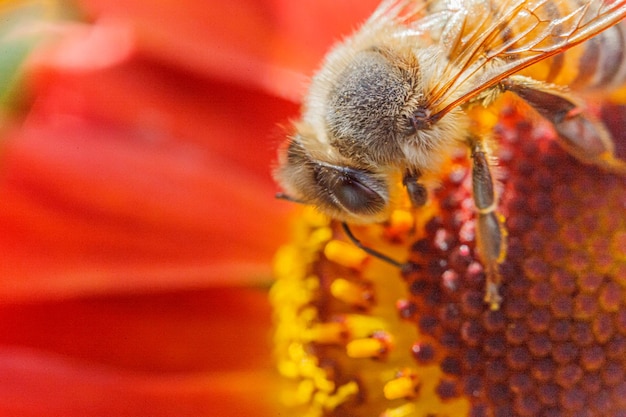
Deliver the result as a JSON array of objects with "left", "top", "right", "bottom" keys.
[{"left": 274, "top": 0, "right": 626, "bottom": 309}]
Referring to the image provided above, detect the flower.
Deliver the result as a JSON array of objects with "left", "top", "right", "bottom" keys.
[
  {"left": 0, "top": 0, "right": 377, "bottom": 415},
  {"left": 2, "top": 1, "right": 625, "bottom": 416},
  {"left": 272, "top": 102, "right": 626, "bottom": 416}
]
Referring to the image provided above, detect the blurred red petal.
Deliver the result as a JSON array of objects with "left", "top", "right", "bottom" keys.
[
  {"left": 76, "top": 0, "right": 380, "bottom": 100},
  {"left": 0, "top": 285, "right": 279, "bottom": 416},
  {"left": 0, "top": 57, "right": 297, "bottom": 301},
  {"left": 0, "top": 348, "right": 281, "bottom": 417},
  {"left": 28, "top": 19, "right": 135, "bottom": 72},
  {"left": 0, "top": 288, "right": 272, "bottom": 372}
]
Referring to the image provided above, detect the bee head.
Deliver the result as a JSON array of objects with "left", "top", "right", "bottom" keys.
[
  {"left": 274, "top": 47, "right": 448, "bottom": 223},
  {"left": 321, "top": 48, "right": 425, "bottom": 164},
  {"left": 274, "top": 139, "right": 394, "bottom": 224}
]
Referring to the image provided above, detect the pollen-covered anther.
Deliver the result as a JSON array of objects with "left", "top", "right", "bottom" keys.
[
  {"left": 341, "top": 313, "right": 389, "bottom": 339},
  {"left": 383, "top": 369, "right": 420, "bottom": 400},
  {"left": 330, "top": 278, "right": 375, "bottom": 309},
  {"left": 385, "top": 209, "right": 415, "bottom": 239},
  {"left": 324, "top": 239, "right": 369, "bottom": 268},
  {"left": 379, "top": 403, "right": 417, "bottom": 417},
  {"left": 273, "top": 101, "right": 626, "bottom": 416},
  {"left": 306, "top": 322, "right": 347, "bottom": 344},
  {"left": 346, "top": 331, "right": 394, "bottom": 359}
]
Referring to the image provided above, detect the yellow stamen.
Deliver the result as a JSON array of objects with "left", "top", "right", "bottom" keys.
[
  {"left": 346, "top": 337, "right": 384, "bottom": 358},
  {"left": 320, "top": 381, "right": 359, "bottom": 412},
  {"left": 330, "top": 278, "right": 373, "bottom": 308},
  {"left": 387, "top": 209, "right": 415, "bottom": 236},
  {"left": 341, "top": 313, "right": 388, "bottom": 338},
  {"left": 273, "top": 104, "right": 626, "bottom": 416},
  {"left": 324, "top": 239, "right": 368, "bottom": 268},
  {"left": 383, "top": 372, "right": 419, "bottom": 400},
  {"left": 380, "top": 403, "right": 417, "bottom": 417},
  {"left": 305, "top": 322, "right": 345, "bottom": 344},
  {"left": 346, "top": 332, "right": 392, "bottom": 359}
]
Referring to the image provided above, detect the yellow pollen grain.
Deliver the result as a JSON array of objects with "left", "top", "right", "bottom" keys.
[
  {"left": 383, "top": 375, "right": 419, "bottom": 400},
  {"left": 380, "top": 403, "right": 417, "bottom": 417},
  {"left": 466, "top": 105, "right": 499, "bottom": 134},
  {"left": 302, "top": 206, "right": 331, "bottom": 228},
  {"left": 306, "top": 322, "right": 345, "bottom": 344},
  {"left": 346, "top": 337, "right": 386, "bottom": 358},
  {"left": 312, "top": 370, "right": 335, "bottom": 393},
  {"left": 342, "top": 314, "right": 388, "bottom": 338},
  {"left": 330, "top": 278, "right": 369, "bottom": 307},
  {"left": 324, "top": 239, "right": 368, "bottom": 268},
  {"left": 273, "top": 245, "right": 306, "bottom": 281},
  {"left": 323, "top": 381, "right": 359, "bottom": 411},
  {"left": 273, "top": 207, "right": 473, "bottom": 415},
  {"left": 389, "top": 209, "right": 415, "bottom": 234},
  {"left": 308, "top": 227, "right": 333, "bottom": 249},
  {"left": 295, "top": 379, "right": 315, "bottom": 405}
]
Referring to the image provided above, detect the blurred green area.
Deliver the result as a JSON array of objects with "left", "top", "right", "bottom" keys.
[{"left": 0, "top": 0, "right": 77, "bottom": 112}]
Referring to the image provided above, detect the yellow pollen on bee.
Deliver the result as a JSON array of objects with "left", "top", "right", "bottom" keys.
[
  {"left": 324, "top": 239, "right": 369, "bottom": 268},
  {"left": 383, "top": 374, "right": 419, "bottom": 400}
]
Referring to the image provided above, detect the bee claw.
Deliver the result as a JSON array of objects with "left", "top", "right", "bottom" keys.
[{"left": 484, "top": 281, "right": 502, "bottom": 311}]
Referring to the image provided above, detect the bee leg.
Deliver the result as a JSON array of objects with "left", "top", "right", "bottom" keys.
[
  {"left": 469, "top": 140, "right": 507, "bottom": 310},
  {"left": 402, "top": 171, "right": 428, "bottom": 207},
  {"left": 503, "top": 76, "right": 626, "bottom": 174}
]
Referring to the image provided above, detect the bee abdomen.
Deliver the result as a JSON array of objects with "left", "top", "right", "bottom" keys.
[
  {"left": 524, "top": 21, "right": 626, "bottom": 92},
  {"left": 569, "top": 21, "right": 626, "bottom": 91}
]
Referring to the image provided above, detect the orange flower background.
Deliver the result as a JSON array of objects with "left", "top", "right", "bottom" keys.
[
  {"left": 0, "top": 0, "right": 377, "bottom": 415},
  {"left": 1, "top": 1, "right": 626, "bottom": 416}
]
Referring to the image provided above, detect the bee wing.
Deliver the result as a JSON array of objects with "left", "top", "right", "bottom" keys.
[
  {"left": 400, "top": 0, "right": 626, "bottom": 117},
  {"left": 365, "top": 0, "right": 460, "bottom": 37}
]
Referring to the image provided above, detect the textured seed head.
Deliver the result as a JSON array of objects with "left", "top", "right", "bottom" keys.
[{"left": 272, "top": 104, "right": 626, "bottom": 416}]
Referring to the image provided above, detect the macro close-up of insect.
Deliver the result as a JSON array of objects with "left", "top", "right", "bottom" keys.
[{"left": 275, "top": 0, "right": 626, "bottom": 310}]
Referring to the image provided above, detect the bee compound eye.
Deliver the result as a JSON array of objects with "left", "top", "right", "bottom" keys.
[
  {"left": 332, "top": 173, "right": 386, "bottom": 215},
  {"left": 312, "top": 164, "right": 387, "bottom": 215}
]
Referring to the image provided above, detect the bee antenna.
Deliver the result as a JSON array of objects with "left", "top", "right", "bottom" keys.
[
  {"left": 341, "top": 222, "right": 404, "bottom": 268},
  {"left": 275, "top": 195, "right": 405, "bottom": 269},
  {"left": 275, "top": 192, "right": 305, "bottom": 204}
]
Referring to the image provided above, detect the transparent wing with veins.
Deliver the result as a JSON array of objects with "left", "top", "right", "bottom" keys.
[{"left": 378, "top": 0, "right": 626, "bottom": 118}]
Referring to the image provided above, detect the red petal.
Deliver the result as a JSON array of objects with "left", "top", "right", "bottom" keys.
[
  {"left": 0, "top": 281, "right": 279, "bottom": 416},
  {"left": 76, "top": 0, "right": 380, "bottom": 99},
  {"left": 1, "top": 56, "right": 297, "bottom": 301},
  {"left": 0, "top": 349, "right": 281, "bottom": 417},
  {"left": 0, "top": 288, "right": 272, "bottom": 372}
]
